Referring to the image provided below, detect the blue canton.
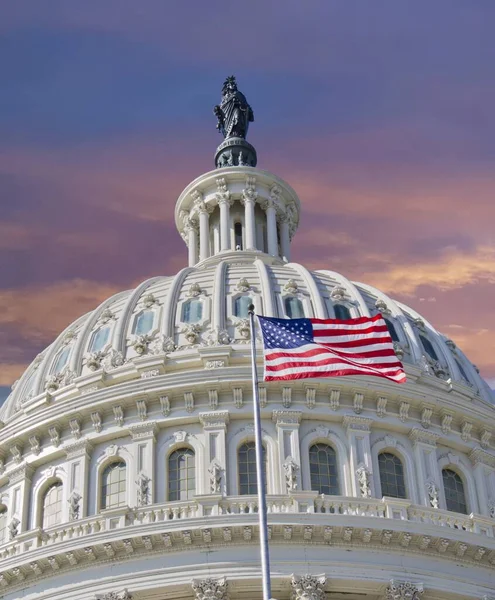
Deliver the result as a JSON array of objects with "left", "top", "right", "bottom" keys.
[{"left": 258, "top": 317, "right": 314, "bottom": 349}]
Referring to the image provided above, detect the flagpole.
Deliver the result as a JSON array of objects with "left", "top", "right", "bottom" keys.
[{"left": 248, "top": 305, "right": 272, "bottom": 600}]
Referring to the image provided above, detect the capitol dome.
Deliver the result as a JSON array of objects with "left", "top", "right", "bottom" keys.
[{"left": 0, "top": 78, "right": 494, "bottom": 600}]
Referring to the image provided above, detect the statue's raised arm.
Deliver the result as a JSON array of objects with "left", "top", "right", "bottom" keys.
[{"left": 213, "top": 76, "right": 254, "bottom": 140}]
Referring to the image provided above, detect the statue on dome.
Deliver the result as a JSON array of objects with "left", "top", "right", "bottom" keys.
[{"left": 214, "top": 76, "right": 254, "bottom": 139}]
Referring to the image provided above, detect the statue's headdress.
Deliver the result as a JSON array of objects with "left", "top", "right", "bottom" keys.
[{"left": 222, "top": 75, "right": 237, "bottom": 94}]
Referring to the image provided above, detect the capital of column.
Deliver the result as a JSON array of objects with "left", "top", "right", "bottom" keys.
[
  {"left": 241, "top": 176, "right": 258, "bottom": 204},
  {"left": 386, "top": 580, "right": 424, "bottom": 600},
  {"left": 469, "top": 447, "right": 495, "bottom": 468},
  {"left": 272, "top": 410, "right": 302, "bottom": 426},
  {"left": 215, "top": 177, "right": 232, "bottom": 205},
  {"left": 65, "top": 440, "right": 93, "bottom": 460},
  {"left": 409, "top": 428, "right": 440, "bottom": 447},
  {"left": 291, "top": 574, "right": 326, "bottom": 600},
  {"left": 199, "top": 410, "right": 230, "bottom": 430},
  {"left": 192, "top": 577, "right": 228, "bottom": 600},
  {"left": 7, "top": 464, "right": 33, "bottom": 485},
  {"left": 343, "top": 415, "right": 373, "bottom": 432}
]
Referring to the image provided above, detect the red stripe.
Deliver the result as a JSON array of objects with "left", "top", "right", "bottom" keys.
[
  {"left": 310, "top": 314, "right": 383, "bottom": 326},
  {"left": 265, "top": 357, "right": 403, "bottom": 371},
  {"left": 265, "top": 347, "right": 396, "bottom": 361},
  {"left": 315, "top": 336, "right": 393, "bottom": 349},
  {"left": 312, "top": 324, "right": 389, "bottom": 337},
  {"left": 265, "top": 369, "right": 406, "bottom": 383}
]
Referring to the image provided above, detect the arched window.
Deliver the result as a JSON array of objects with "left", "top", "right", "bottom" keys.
[
  {"left": 133, "top": 310, "right": 154, "bottom": 335},
  {"left": 334, "top": 305, "right": 351, "bottom": 320},
  {"left": 378, "top": 452, "right": 406, "bottom": 499},
  {"left": 309, "top": 443, "right": 339, "bottom": 495},
  {"left": 42, "top": 482, "right": 63, "bottom": 529},
  {"left": 182, "top": 299, "right": 203, "bottom": 323},
  {"left": 419, "top": 334, "right": 439, "bottom": 361},
  {"left": 284, "top": 297, "right": 304, "bottom": 319},
  {"left": 234, "top": 222, "right": 243, "bottom": 250},
  {"left": 168, "top": 448, "right": 195, "bottom": 501},
  {"left": 455, "top": 358, "right": 470, "bottom": 383},
  {"left": 0, "top": 506, "right": 7, "bottom": 543},
  {"left": 238, "top": 442, "right": 266, "bottom": 495},
  {"left": 442, "top": 468, "right": 467, "bottom": 514},
  {"left": 101, "top": 461, "right": 127, "bottom": 510},
  {"left": 384, "top": 318, "right": 400, "bottom": 343},
  {"left": 234, "top": 296, "right": 252, "bottom": 319},
  {"left": 89, "top": 326, "right": 110, "bottom": 352},
  {"left": 52, "top": 347, "right": 70, "bottom": 374}
]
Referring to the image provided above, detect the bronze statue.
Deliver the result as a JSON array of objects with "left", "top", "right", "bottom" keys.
[{"left": 214, "top": 76, "right": 254, "bottom": 139}]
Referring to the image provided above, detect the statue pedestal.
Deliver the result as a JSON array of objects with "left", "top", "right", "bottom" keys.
[{"left": 215, "top": 137, "right": 257, "bottom": 168}]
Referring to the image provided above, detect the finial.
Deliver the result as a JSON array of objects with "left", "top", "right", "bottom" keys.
[{"left": 213, "top": 76, "right": 257, "bottom": 168}]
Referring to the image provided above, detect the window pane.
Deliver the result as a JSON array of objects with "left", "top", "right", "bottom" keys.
[
  {"left": 334, "top": 305, "right": 351, "bottom": 320},
  {"left": 52, "top": 347, "right": 70, "bottom": 374},
  {"left": 182, "top": 299, "right": 203, "bottom": 323},
  {"left": 378, "top": 453, "right": 406, "bottom": 499},
  {"left": 168, "top": 448, "right": 195, "bottom": 501},
  {"left": 234, "top": 296, "right": 252, "bottom": 319},
  {"left": 101, "top": 462, "right": 127, "bottom": 509},
  {"left": 442, "top": 469, "right": 467, "bottom": 514},
  {"left": 89, "top": 327, "right": 110, "bottom": 352},
  {"left": 42, "top": 482, "right": 63, "bottom": 529},
  {"left": 238, "top": 442, "right": 266, "bottom": 495},
  {"left": 284, "top": 297, "right": 304, "bottom": 319},
  {"left": 133, "top": 311, "right": 154, "bottom": 335},
  {"left": 384, "top": 318, "right": 400, "bottom": 343},
  {"left": 419, "top": 334, "right": 439, "bottom": 361},
  {"left": 309, "top": 443, "right": 339, "bottom": 495},
  {"left": 0, "top": 508, "right": 7, "bottom": 543}
]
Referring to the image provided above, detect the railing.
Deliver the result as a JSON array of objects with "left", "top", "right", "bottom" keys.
[{"left": 0, "top": 495, "right": 493, "bottom": 560}]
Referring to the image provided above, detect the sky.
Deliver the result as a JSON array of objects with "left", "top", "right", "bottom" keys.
[{"left": 0, "top": 1, "right": 494, "bottom": 402}]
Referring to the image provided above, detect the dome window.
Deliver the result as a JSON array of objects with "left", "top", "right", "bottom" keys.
[
  {"left": 455, "top": 358, "right": 470, "bottom": 383},
  {"left": 284, "top": 296, "right": 304, "bottom": 319},
  {"left": 168, "top": 448, "right": 195, "bottom": 501},
  {"left": 378, "top": 452, "right": 406, "bottom": 499},
  {"left": 383, "top": 318, "right": 400, "bottom": 343},
  {"left": 42, "top": 482, "right": 63, "bottom": 529},
  {"left": 334, "top": 304, "right": 351, "bottom": 320},
  {"left": 238, "top": 442, "right": 266, "bottom": 496},
  {"left": 309, "top": 443, "right": 339, "bottom": 496},
  {"left": 442, "top": 468, "right": 467, "bottom": 514},
  {"left": 89, "top": 326, "right": 110, "bottom": 353},
  {"left": 419, "top": 334, "right": 439, "bottom": 362},
  {"left": 101, "top": 461, "right": 127, "bottom": 510},
  {"left": 52, "top": 346, "right": 70, "bottom": 374},
  {"left": 234, "top": 222, "right": 243, "bottom": 250},
  {"left": 0, "top": 506, "right": 7, "bottom": 544},
  {"left": 133, "top": 310, "right": 154, "bottom": 335},
  {"left": 234, "top": 296, "right": 252, "bottom": 319},
  {"left": 182, "top": 299, "right": 203, "bottom": 323}
]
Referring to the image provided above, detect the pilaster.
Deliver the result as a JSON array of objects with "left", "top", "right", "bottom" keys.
[
  {"left": 128, "top": 422, "right": 157, "bottom": 506},
  {"left": 199, "top": 411, "right": 230, "bottom": 496},
  {"left": 7, "top": 464, "right": 33, "bottom": 535},
  {"left": 65, "top": 440, "right": 93, "bottom": 519},
  {"left": 343, "top": 415, "right": 374, "bottom": 498},
  {"left": 409, "top": 428, "right": 441, "bottom": 507},
  {"left": 273, "top": 410, "right": 302, "bottom": 493}
]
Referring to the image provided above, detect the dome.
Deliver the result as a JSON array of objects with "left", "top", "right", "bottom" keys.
[
  {"left": 3, "top": 242, "right": 493, "bottom": 423},
  {"left": 0, "top": 78, "right": 494, "bottom": 600}
]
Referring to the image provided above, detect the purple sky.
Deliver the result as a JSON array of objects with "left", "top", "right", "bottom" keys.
[{"left": 1, "top": 1, "right": 494, "bottom": 399}]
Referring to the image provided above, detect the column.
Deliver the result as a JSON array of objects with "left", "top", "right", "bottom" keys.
[
  {"left": 65, "top": 440, "right": 93, "bottom": 520},
  {"left": 242, "top": 176, "right": 258, "bottom": 250},
  {"left": 186, "top": 223, "right": 198, "bottom": 266},
  {"left": 470, "top": 449, "right": 492, "bottom": 516},
  {"left": 280, "top": 216, "right": 291, "bottom": 261},
  {"left": 409, "top": 428, "right": 441, "bottom": 506},
  {"left": 129, "top": 422, "right": 157, "bottom": 508},
  {"left": 199, "top": 411, "right": 230, "bottom": 499},
  {"left": 273, "top": 410, "right": 302, "bottom": 493},
  {"left": 7, "top": 465, "right": 33, "bottom": 535},
  {"left": 218, "top": 198, "right": 232, "bottom": 251},
  {"left": 343, "top": 415, "right": 374, "bottom": 497},
  {"left": 265, "top": 200, "right": 278, "bottom": 256},
  {"left": 198, "top": 207, "right": 210, "bottom": 261}
]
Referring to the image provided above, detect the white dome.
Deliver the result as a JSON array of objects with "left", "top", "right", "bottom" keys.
[{"left": 3, "top": 250, "right": 493, "bottom": 424}]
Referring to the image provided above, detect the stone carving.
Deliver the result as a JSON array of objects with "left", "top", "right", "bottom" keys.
[
  {"left": 209, "top": 460, "right": 223, "bottom": 494},
  {"left": 235, "top": 319, "right": 250, "bottom": 340},
  {"left": 192, "top": 577, "right": 229, "bottom": 600},
  {"left": 386, "top": 580, "right": 424, "bottom": 600},
  {"left": 206, "top": 327, "right": 230, "bottom": 346},
  {"left": 132, "top": 334, "right": 152, "bottom": 355},
  {"left": 393, "top": 342, "right": 405, "bottom": 360},
  {"left": 9, "top": 518, "right": 20, "bottom": 539},
  {"left": 95, "top": 591, "right": 132, "bottom": 600},
  {"left": 182, "top": 323, "right": 202, "bottom": 344},
  {"left": 284, "top": 279, "right": 299, "bottom": 294},
  {"left": 86, "top": 351, "right": 105, "bottom": 371},
  {"left": 103, "top": 349, "right": 126, "bottom": 370},
  {"left": 330, "top": 286, "right": 346, "bottom": 302},
  {"left": 283, "top": 456, "right": 299, "bottom": 491},
  {"left": 187, "top": 282, "right": 202, "bottom": 297},
  {"left": 136, "top": 473, "right": 151, "bottom": 506},
  {"left": 487, "top": 498, "right": 495, "bottom": 518},
  {"left": 236, "top": 278, "right": 251, "bottom": 292},
  {"left": 426, "top": 480, "right": 439, "bottom": 509},
  {"left": 45, "top": 373, "right": 64, "bottom": 393},
  {"left": 142, "top": 293, "right": 158, "bottom": 308},
  {"left": 290, "top": 574, "right": 326, "bottom": 600},
  {"left": 68, "top": 491, "right": 81, "bottom": 520},
  {"left": 356, "top": 464, "right": 372, "bottom": 498},
  {"left": 375, "top": 298, "right": 391, "bottom": 315}
]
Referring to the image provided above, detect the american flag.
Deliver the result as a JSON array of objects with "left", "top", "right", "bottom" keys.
[{"left": 258, "top": 314, "right": 406, "bottom": 384}]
